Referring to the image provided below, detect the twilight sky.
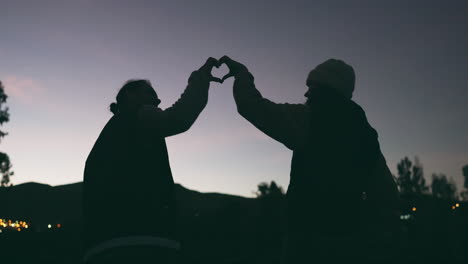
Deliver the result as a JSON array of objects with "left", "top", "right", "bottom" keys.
[{"left": 1, "top": 0, "right": 467, "bottom": 197}]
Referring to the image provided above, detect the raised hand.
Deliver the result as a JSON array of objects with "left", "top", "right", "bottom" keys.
[
  {"left": 198, "top": 57, "right": 223, "bottom": 83},
  {"left": 219, "top": 56, "right": 249, "bottom": 82}
]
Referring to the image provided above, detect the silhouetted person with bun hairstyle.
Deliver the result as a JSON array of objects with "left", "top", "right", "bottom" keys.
[
  {"left": 83, "top": 58, "right": 221, "bottom": 264},
  {"left": 221, "top": 56, "right": 402, "bottom": 263}
]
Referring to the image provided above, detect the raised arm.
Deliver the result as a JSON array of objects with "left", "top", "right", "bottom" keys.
[
  {"left": 138, "top": 58, "right": 221, "bottom": 137},
  {"left": 221, "top": 56, "right": 310, "bottom": 150}
]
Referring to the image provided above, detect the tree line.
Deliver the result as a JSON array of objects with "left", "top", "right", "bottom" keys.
[{"left": 255, "top": 157, "right": 468, "bottom": 201}]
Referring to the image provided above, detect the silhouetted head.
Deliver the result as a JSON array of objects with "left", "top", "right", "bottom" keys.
[
  {"left": 110, "top": 79, "right": 161, "bottom": 115},
  {"left": 305, "top": 59, "right": 355, "bottom": 101}
]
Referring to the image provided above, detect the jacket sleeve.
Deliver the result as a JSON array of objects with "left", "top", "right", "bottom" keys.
[
  {"left": 137, "top": 70, "right": 211, "bottom": 137},
  {"left": 233, "top": 71, "right": 310, "bottom": 150}
]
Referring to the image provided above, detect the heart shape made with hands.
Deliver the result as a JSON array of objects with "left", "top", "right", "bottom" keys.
[{"left": 211, "top": 63, "right": 230, "bottom": 83}]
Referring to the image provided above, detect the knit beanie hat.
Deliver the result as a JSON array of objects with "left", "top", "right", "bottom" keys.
[{"left": 307, "top": 59, "right": 355, "bottom": 99}]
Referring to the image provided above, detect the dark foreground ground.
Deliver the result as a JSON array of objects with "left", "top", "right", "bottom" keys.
[{"left": 1, "top": 182, "right": 467, "bottom": 264}]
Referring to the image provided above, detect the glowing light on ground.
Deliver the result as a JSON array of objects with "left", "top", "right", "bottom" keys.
[{"left": 0, "top": 218, "right": 30, "bottom": 231}]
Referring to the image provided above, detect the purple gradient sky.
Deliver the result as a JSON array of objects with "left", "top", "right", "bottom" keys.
[{"left": 1, "top": 0, "right": 467, "bottom": 197}]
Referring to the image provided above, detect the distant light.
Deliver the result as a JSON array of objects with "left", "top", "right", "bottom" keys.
[
  {"left": 17, "top": 228, "right": 21, "bottom": 232},
  {"left": 455, "top": 203, "right": 460, "bottom": 208},
  {"left": 57, "top": 224, "right": 61, "bottom": 228},
  {"left": 400, "top": 214, "right": 411, "bottom": 220},
  {"left": 0, "top": 229, "right": 2, "bottom": 233},
  {"left": 47, "top": 224, "right": 52, "bottom": 229},
  {"left": 25, "top": 225, "right": 29, "bottom": 229},
  {"left": 412, "top": 207, "right": 417, "bottom": 212},
  {"left": 452, "top": 206, "right": 456, "bottom": 210}
]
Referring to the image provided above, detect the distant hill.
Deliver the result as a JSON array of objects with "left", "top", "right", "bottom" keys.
[{"left": 0, "top": 181, "right": 256, "bottom": 225}]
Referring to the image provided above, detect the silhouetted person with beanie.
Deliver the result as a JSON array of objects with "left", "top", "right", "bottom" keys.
[
  {"left": 221, "top": 56, "right": 402, "bottom": 263},
  {"left": 83, "top": 58, "right": 221, "bottom": 264}
]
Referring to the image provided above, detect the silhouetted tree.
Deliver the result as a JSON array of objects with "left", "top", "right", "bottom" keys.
[
  {"left": 461, "top": 165, "right": 468, "bottom": 201},
  {"left": 431, "top": 173, "right": 457, "bottom": 200},
  {"left": 255, "top": 181, "right": 284, "bottom": 199},
  {"left": 463, "top": 165, "right": 468, "bottom": 189},
  {"left": 396, "top": 156, "right": 428, "bottom": 196},
  {"left": 0, "top": 81, "right": 13, "bottom": 187},
  {"left": 0, "top": 81, "right": 9, "bottom": 139}
]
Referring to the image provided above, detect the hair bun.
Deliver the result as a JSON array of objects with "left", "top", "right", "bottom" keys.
[{"left": 109, "top": 102, "right": 119, "bottom": 115}]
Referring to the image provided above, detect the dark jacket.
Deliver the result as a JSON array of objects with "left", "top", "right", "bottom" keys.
[
  {"left": 83, "top": 71, "right": 211, "bottom": 251},
  {"left": 233, "top": 71, "right": 401, "bottom": 260}
]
